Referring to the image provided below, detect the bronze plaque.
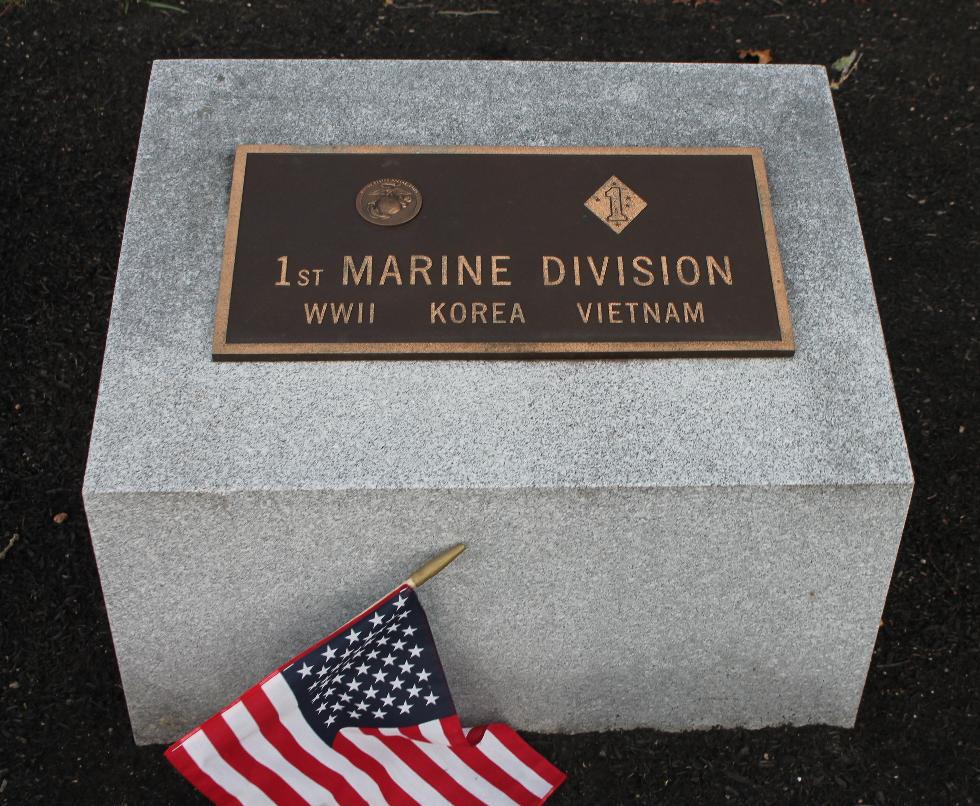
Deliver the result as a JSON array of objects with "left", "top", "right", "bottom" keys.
[{"left": 213, "top": 146, "right": 793, "bottom": 359}]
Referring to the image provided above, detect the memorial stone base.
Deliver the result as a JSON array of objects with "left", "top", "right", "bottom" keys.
[{"left": 84, "top": 59, "right": 913, "bottom": 745}]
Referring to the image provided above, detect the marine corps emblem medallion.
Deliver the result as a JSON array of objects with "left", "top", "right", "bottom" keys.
[{"left": 355, "top": 178, "right": 422, "bottom": 226}]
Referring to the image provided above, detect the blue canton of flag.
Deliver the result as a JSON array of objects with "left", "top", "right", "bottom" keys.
[{"left": 287, "top": 588, "right": 454, "bottom": 743}]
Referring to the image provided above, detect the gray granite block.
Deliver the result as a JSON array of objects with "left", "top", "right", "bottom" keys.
[{"left": 83, "top": 59, "right": 912, "bottom": 745}]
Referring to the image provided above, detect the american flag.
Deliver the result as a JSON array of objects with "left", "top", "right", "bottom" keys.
[{"left": 166, "top": 584, "right": 565, "bottom": 805}]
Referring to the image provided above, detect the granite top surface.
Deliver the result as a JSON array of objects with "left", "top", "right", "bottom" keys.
[{"left": 84, "top": 60, "right": 912, "bottom": 494}]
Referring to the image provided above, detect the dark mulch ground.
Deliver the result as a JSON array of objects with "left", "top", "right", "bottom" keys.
[{"left": 1, "top": 0, "right": 978, "bottom": 803}]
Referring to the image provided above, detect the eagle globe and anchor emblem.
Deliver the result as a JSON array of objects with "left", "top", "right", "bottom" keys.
[{"left": 355, "top": 178, "right": 422, "bottom": 226}]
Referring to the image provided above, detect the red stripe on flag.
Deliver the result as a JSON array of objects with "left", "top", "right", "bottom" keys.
[
  {"left": 241, "top": 686, "right": 369, "bottom": 806},
  {"left": 365, "top": 727, "right": 485, "bottom": 806},
  {"left": 437, "top": 719, "right": 542, "bottom": 806},
  {"left": 488, "top": 724, "right": 568, "bottom": 792},
  {"left": 201, "top": 713, "right": 307, "bottom": 806},
  {"left": 333, "top": 729, "right": 420, "bottom": 805},
  {"left": 464, "top": 725, "right": 488, "bottom": 745},
  {"left": 399, "top": 725, "right": 425, "bottom": 741},
  {"left": 166, "top": 743, "right": 240, "bottom": 806},
  {"left": 438, "top": 714, "right": 467, "bottom": 744}
]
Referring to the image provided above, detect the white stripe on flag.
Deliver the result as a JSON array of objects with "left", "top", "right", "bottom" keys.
[
  {"left": 261, "top": 675, "right": 388, "bottom": 805},
  {"left": 342, "top": 729, "right": 455, "bottom": 806},
  {"left": 415, "top": 720, "right": 453, "bottom": 745},
  {"left": 223, "top": 701, "right": 339, "bottom": 806},
  {"left": 413, "top": 720, "right": 520, "bottom": 806},
  {"left": 182, "top": 729, "right": 277, "bottom": 806},
  {"left": 473, "top": 729, "right": 554, "bottom": 799}
]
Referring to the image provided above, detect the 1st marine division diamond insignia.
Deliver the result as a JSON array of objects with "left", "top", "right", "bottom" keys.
[{"left": 584, "top": 175, "right": 647, "bottom": 234}]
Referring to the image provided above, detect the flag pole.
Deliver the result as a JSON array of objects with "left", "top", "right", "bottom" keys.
[{"left": 406, "top": 543, "right": 466, "bottom": 589}]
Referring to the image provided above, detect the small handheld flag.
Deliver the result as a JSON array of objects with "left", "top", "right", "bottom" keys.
[{"left": 165, "top": 545, "right": 566, "bottom": 805}]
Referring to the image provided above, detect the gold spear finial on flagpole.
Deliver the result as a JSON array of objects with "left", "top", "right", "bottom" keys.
[{"left": 406, "top": 543, "right": 466, "bottom": 589}]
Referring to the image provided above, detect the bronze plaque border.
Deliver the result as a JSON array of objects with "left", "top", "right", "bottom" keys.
[{"left": 212, "top": 145, "right": 795, "bottom": 359}]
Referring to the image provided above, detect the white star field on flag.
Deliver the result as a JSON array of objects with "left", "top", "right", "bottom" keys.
[{"left": 286, "top": 589, "right": 450, "bottom": 741}]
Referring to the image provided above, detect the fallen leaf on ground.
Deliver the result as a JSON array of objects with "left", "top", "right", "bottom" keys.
[
  {"left": 0, "top": 534, "right": 19, "bottom": 560},
  {"left": 140, "top": 0, "right": 189, "bottom": 12},
  {"left": 53, "top": 512, "right": 68, "bottom": 524},
  {"left": 738, "top": 48, "right": 774, "bottom": 64},
  {"left": 673, "top": 0, "right": 720, "bottom": 6},
  {"left": 830, "top": 49, "right": 862, "bottom": 89},
  {"left": 831, "top": 50, "right": 858, "bottom": 73}
]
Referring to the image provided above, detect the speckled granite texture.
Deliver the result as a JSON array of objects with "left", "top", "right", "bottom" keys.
[{"left": 83, "top": 60, "right": 912, "bottom": 745}]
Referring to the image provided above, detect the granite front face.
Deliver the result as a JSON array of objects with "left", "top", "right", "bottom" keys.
[{"left": 83, "top": 60, "right": 913, "bottom": 744}]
